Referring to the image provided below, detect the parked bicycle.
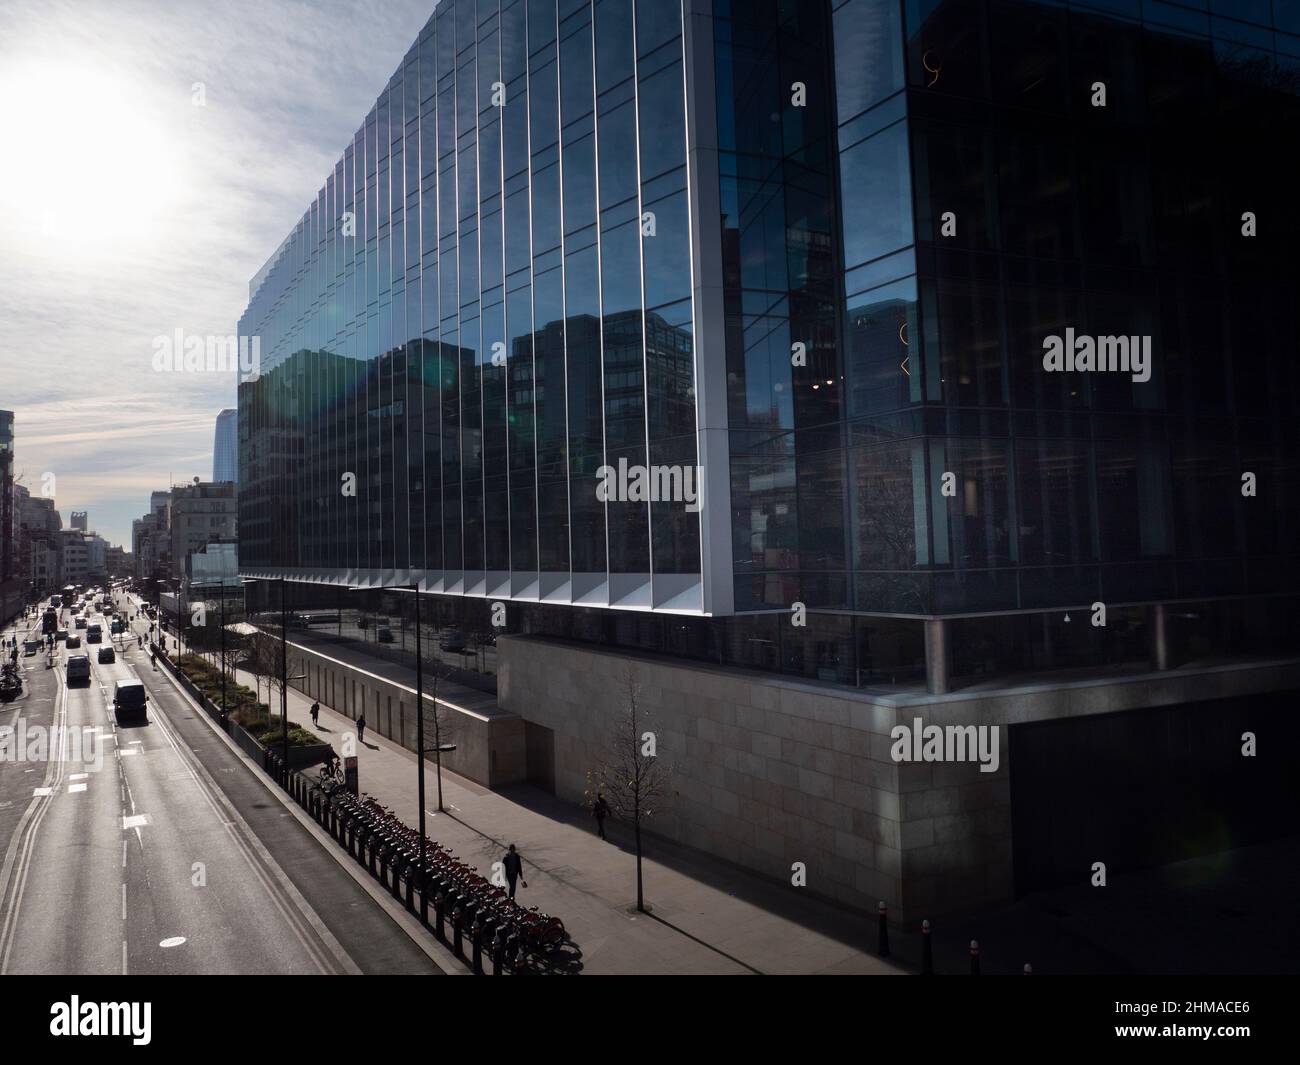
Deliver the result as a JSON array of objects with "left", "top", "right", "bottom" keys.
[{"left": 318, "top": 786, "right": 566, "bottom": 966}]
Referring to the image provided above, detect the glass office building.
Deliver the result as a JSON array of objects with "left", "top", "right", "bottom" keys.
[{"left": 240, "top": 0, "right": 1299, "bottom": 694}]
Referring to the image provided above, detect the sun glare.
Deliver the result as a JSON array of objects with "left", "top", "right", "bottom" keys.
[{"left": 0, "top": 58, "right": 184, "bottom": 253}]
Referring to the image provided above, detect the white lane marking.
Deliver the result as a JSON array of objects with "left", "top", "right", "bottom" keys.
[
  {"left": 122, "top": 839, "right": 127, "bottom": 868},
  {"left": 32, "top": 788, "right": 51, "bottom": 797},
  {"left": 69, "top": 773, "right": 88, "bottom": 781},
  {"left": 160, "top": 936, "right": 186, "bottom": 948},
  {"left": 121, "top": 883, "right": 126, "bottom": 920},
  {"left": 121, "top": 940, "right": 127, "bottom": 975},
  {"left": 118, "top": 748, "right": 138, "bottom": 757},
  {"left": 122, "top": 814, "right": 150, "bottom": 830},
  {"left": 67, "top": 783, "right": 86, "bottom": 793}
]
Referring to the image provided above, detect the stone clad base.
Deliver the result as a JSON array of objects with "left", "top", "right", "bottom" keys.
[{"left": 497, "top": 635, "right": 1300, "bottom": 926}]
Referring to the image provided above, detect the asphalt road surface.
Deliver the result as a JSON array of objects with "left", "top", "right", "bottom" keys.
[{"left": 0, "top": 589, "right": 439, "bottom": 975}]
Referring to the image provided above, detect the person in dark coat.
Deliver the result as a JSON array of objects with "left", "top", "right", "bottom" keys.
[
  {"left": 593, "top": 792, "right": 610, "bottom": 840},
  {"left": 502, "top": 844, "right": 526, "bottom": 900},
  {"left": 310, "top": 701, "right": 320, "bottom": 727},
  {"left": 356, "top": 713, "right": 366, "bottom": 744}
]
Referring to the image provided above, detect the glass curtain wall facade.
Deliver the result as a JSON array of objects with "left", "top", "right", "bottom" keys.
[
  {"left": 718, "top": 0, "right": 1299, "bottom": 622},
  {"left": 239, "top": 0, "right": 704, "bottom": 610},
  {"left": 241, "top": 0, "right": 1299, "bottom": 693}
]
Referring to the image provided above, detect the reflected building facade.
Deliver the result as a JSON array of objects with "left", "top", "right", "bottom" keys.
[
  {"left": 239, "top": 0, "right": 1300, "bottom": 921},
  {"left": 240, "top": 0, "right": 1298, "bottom": 693}
]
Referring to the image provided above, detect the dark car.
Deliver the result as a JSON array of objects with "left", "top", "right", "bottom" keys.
[
  {"left": 377, "top": 627, "right": 395, "bottom": 643},
  {"left": 112, "top": 680, "right": 148, "bottom": 725},
  {"left": 439, "top": 629, "right": 466, "bottom": 652},
  {"left": 65, "top": 635, "right": 82, "bottom": 649},
  {"left": 98, "top": 647, "right": 116, "bottom": 664}
]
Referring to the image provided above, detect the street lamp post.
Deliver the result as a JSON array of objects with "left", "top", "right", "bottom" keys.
[
  {"left": 244, "top": 576, "right": 292, "bottom": 786},
  {"left": 219, "top": 590, "right": 227, "bottom": 722},
  {"left": 412, "top": 583, "right": 427, "bottom": 922},
  {"left": 278, "top": 576, "right": 288, "bottom": 786}
]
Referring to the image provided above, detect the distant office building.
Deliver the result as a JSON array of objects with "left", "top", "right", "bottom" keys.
[
  {"left": 0, "top": 410, "right": 13, "bottom": 589},
  {"left": 213, "top": 408, "right": 238, "bottom": 485},
  {"left": 59, "top": 529, "right": 90, "bottom": 586},
  {"left": 70, "top": 511, "right": 88, "bottom": 532},
  {"left": 169, "top": 481, "right": 237, "bottom": 582}
]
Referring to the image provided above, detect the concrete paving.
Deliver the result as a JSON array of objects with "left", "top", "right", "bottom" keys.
[{"left": 216, "top": 638, "right": 907, "bottom": 975}]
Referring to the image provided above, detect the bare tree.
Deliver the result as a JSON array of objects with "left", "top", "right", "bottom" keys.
[
  {"left": 242, "top": 629, "right": 282, "bottom": 722},
  {"left": 587, "top": 666, "right": 672, "bottom": 913},
  {"left": 418, "top": 660, "right": 459, "bottom": 811}
]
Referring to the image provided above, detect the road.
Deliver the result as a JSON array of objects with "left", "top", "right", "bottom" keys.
[{"left": 0, "top": 587, "right": 439, "bottom": 975}]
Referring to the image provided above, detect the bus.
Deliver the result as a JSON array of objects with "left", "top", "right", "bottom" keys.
[{"left": 42, "top": 607, "right": 58, "bottom": 635}]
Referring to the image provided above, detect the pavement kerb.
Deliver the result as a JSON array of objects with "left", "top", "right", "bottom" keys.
[{"left": 149, "top": 645, "right": 468, "bottom": 976}]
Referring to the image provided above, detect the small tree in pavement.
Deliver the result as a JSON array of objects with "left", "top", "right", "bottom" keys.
[{"left": 588, "top": 666, "right": 672, "bottom": 913}]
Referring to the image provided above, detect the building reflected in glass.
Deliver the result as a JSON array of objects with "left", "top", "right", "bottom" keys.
[{"left": 240, "top": 0, "right": 1299, "bottom": 694}]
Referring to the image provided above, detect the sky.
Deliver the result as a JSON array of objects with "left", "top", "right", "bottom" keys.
[{"left": 0, "top": 0, "right": 436, "bottom": 549}]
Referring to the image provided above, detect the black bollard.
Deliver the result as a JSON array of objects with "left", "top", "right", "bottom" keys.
[
  {"left": 877, "top": 901, "right": 890, "bottom": 958},
  {"left": 472, "top": 917, "right": 485, "bottom": 974},
  {"left": 491, "top": 928, "right": 505, "bottom": 975},
  {"left": 434, "top": 892, "right": 446, "bottom": 941},
  {"left": 452, "top": 900, "right": 464, "bottom": 958},
  {"left": 969, "top": 939, "right": 980, "bottom": 976},
  {"left": 921, "top": 919, "right": 932, "bottom": 975}
]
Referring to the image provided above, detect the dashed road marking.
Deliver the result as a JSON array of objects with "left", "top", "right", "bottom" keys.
[
  {"left": 32, "top": 787, "right": 51, "bottom": 797},
  {"left": 67, "top": 783, "right": 86, "bottom": 793},
  {"left": 122, "top": 814, "right": 150, "bottom": 830},
  {"left": 160, "top": 936, "right": 186, "bottom": 948}
]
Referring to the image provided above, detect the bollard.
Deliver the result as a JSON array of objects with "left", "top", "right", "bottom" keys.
[
  {"left": 877, "top": 901, "right": 890, "bottom": 958},
  {"left": 921, "top": 919, "right": 933, "bottom": 976},
  {"left": 368, "top": 836, "right": 378, "bottom": 877},
  {"left": 1023, "top": 963, "right": 1033, "bottom": 975},
  {"left": 434, "top": 892, "right": 446, "bottom": 941},
  {"left": 491, "top": 928, "right": 505, "bottom": 975},
  {"left": 418, "top": 871, "right": 429, "bottom": 926},
  {"left": 969, "top": 939, "right": 980, "bottom": 976},
  {"left": 452, "top": 900, "right": 464, "bottom": 958},
  {"left": 471, "top": 917, "right": 485, "bottom": 974},
  {"left": 405, "top": 864, "right": 416, "bottom": 912}
]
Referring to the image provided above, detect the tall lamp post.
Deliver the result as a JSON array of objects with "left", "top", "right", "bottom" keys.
[
  {"left": 411, "top": 583, "right": 427, "bottom": 921},
  {"left": 244, "top": 576, "right": 292, "bottom": 786}
]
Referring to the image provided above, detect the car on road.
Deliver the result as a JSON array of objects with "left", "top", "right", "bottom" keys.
[
  {"left": 377, "top": 627, "right": 394, "bottom": 643},
  {"left": 23, "top": 640, "right": 39, "bottom": 656},
  {"left": 112, "top": 680, "right": 148, "bottom": 725},
  {"left": 55, "top": 629, "right": 67, "bottom": 642},
  {"left": 66, "top": 654, "right": 91, "bottom": 686},
  {"left": 65, "top": 635, "right": 82, "bottom": 648},
  {"left": 98, "top": 647, "right": 116, "bottom": 664},
  {"left": 75, "top": 617, "right": 87, "bottom": 629},
  {"left": 86, "top": 625, "right": 102, "bottom": 644},
  {"left": 439, "top": 629, "right": 466, "bottom": 652}
]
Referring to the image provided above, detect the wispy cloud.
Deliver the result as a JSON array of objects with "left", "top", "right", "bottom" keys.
[{"left": 0, "top": 0, "right": 434, "bottom": 546}]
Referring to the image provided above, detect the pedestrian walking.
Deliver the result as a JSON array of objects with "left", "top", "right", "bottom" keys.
[
  {"left": 502, "top": 844, "right": 526, "bottom": 900},
  {"left": 593, "top": 792, "right": 610, "bottom": 840},
  {"left": 310, "top": 701, "right": 320, "bottom": 727},
  {"left": 356, "top": 713, "right": 366, "bottom": 744}
]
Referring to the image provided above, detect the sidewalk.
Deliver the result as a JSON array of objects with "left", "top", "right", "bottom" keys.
[{"left": 223, "top": 646, "right": 908, "bottom": 975}]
